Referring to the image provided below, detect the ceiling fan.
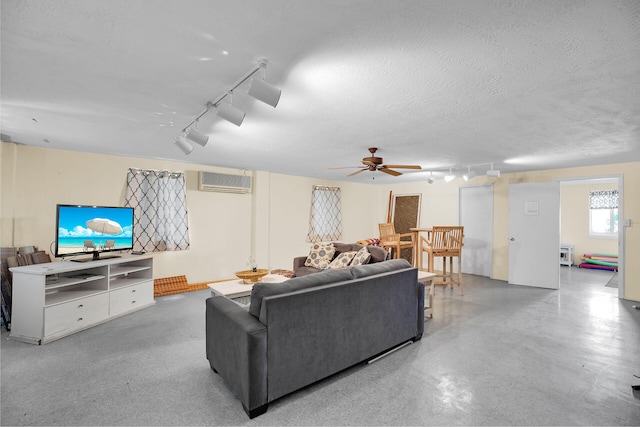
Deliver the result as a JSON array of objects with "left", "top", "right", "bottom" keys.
[{"left": 329, "top": 147, "right": 422, "bottom": 177}]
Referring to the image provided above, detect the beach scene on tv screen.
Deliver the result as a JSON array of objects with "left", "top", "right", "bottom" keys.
[{"left": 57, "top": 206, "right": 133, "bottom": 255}]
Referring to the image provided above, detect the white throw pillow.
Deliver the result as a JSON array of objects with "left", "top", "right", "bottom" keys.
[
  {"left": 350, "top": 246, "right": 372, "bottom": 266},
  {"left": 327, "top": 251, "right": 357, "bottom": 269},
  {"left": 304, "top": 243, "right": 336, "bottom": 269}
]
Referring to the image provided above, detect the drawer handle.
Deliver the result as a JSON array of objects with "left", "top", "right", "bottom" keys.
[
  {"left": 78, "top": 304, "right": 84, "bottom": 308},
  {"left": 131, "top": 289, "right": 136, "bottom": 293},
  {"left": 131, "top": 300, "right": 136, "bottom": 304},
  {"left": 77, "top": 317, "right": 83, "bottom": 321}
]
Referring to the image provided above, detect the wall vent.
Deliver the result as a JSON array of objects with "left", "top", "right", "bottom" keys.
[{"left": 198, "top": 171, "right": 252, "bottom": 194}]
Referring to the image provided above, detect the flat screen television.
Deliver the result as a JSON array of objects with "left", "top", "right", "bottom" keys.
[{"left": 55, "top": 204, "right": 135, "bottom": 261}]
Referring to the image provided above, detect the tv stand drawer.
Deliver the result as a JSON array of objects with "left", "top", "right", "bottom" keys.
[{"left": 110, "top": 281, "right": 154, "bottom": 316}]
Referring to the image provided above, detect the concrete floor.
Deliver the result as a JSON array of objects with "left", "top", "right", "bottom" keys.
[{"left": 1, "top": 267, "right": 639, "bottom": 426}]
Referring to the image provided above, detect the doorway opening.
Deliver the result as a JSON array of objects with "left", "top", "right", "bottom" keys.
[{"left": 559, "top": 176, "right": 623, "bottom": 299}]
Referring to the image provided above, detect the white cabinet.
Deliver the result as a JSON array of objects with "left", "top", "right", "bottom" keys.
[
  {"left": 560, "top": 244, "right": 574, "bottom": 267},
  {"left": 9, "top": 255, "right": 154, "bottom": 344}
]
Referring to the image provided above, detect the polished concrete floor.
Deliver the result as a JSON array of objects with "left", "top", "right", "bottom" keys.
[{"left": 2, "top": 267, "right": 639, "bottom": 426}]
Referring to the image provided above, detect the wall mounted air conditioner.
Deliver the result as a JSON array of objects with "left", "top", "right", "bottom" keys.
[{"left": 198, "top": 171, "right": 252, "bottom": 194}]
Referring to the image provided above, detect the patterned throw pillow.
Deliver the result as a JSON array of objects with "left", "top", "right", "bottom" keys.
[
  {"left": 350, "top": 246, "right": 372, "bottom": 266},
  {"left": 327, "top": 251, "right": 357, "bottom": 269},
  {"left": 304, "top": 243, "right": 336, "bottom": 269}
]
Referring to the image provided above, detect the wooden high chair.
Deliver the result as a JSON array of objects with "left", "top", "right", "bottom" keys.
[{"left": 420, "top": 226, "right": 464, "bottom": 295}]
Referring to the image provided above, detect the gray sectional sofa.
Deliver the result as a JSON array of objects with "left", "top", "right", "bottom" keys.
[{"left": 205, "top": 258, "right": 424, "bottom": 418}]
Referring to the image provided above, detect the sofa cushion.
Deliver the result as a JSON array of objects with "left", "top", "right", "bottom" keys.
[
  {"left": 304, "top": 243, "right": 336, "bottom": 269},
  {"left": 350, "top": 258, "right": 413, "bottom": 279},
  {"left": 326, "top": 251, "right": 357, "bottom": 269},
  {"left": 350, "top": 246, "right": 371, "bottom": 266},
  {"left": 332, "top": 242, "right": 362, "bottom": 255},
  {"left": 249, "top": 268, "right": 354, "bottom": 319},
  {"left": 293, "top": 266, "right": 322, "bottom": 277},
  {"left": 366, "top": 245, "right": 388, "bottom": 263}
]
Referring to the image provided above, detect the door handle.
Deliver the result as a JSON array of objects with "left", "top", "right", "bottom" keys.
[{"left": 510, "top": 237, "right": 515, "bottom": 241}]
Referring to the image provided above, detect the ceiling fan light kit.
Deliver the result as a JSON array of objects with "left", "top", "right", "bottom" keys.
[{"left": 175, "top": 59, "right": 281, "bottom": 155}]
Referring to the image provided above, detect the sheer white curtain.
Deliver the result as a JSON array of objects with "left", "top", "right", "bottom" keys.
[
  {"left": 307, "top": 186, "right": 342, "bottom": 243},
  {"left": 125, "top": 168, "right": 190, "bottom": 252}
]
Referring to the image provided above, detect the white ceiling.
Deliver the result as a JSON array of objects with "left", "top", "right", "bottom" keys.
[{"left": 2, "top": 0, "right": 640, "bottom": 184}]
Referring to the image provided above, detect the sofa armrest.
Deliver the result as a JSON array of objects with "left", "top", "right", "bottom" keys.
[
  {"left": 292, "top": 255, "right": 307, "bottom": 270},
  {"left": 206, "top": 296, "right": 268, "bottom": 416}
]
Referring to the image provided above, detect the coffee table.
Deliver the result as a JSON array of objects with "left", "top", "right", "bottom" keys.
[{"left": 208, "top": 274, "right": 289, "bottom": 306}]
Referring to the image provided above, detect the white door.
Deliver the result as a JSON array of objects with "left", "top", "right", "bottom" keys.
[
  {"left": 459, "top": 185, "right": 493, "bottom": 277},
  {"left": 508, "top": 182, "right": 560, "bottom": 289}
]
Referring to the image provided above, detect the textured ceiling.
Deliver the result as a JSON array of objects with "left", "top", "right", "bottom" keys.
[{"left": 2, "top": 0, "right": 640, "bottom": 183}]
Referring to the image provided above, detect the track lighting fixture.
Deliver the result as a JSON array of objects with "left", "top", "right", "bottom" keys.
[
  {"left": 174, "top": 59, "right": 281, "bottom": 154},
  {"left": 248, "top": 60, "right": 281, "bottom": 108},
  {"left": 217, "top": 100, "right": 245, "bottom": 127},
  {"left": 486, "top": 163, "right": 501, "bottom": 177},
  {"left": 463, "top": 166, "right": 476, "bottom": 181},
  {"left": 248, "top": 77, "right": 281, "bottom": 108},
  {"left": 429, "top": 162, "right": 499, "bottom": 183},
  {"left": 185, "top": 126, "right": 209, "bottom": 147},
  {"left": 174, "top": 135, "right": 194, "bottom": 155},
  {"left": 444, "top": 168, "right": 457, "bottom": 182}
]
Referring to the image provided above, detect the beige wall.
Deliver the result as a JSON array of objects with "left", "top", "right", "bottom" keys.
[
  {"left": 561, "top": 182, "right": 618, "bottom": 265},
  {"left": 2, "top": 142, "right": 638, "bottom": 301},
  {"left": 0, "top": 143, "right": 256, "bottom": 282},
  {"left": 0, "top": 143, "right": 378, "bottom": 283}
]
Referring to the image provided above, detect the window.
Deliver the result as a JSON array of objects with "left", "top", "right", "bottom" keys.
[
  {"left": 307, "top": 186, "right": 342, "bottom": 243},
  {"left": 589, "top": 190, "right": 618, "bottom": 238},
  {"left": 125, "top": 169, "right": 190, "bottom": 252}
]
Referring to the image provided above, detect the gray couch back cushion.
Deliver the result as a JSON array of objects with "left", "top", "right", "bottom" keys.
[
  {"left": 350, "top": 258, "right": 412, "bottom": 279},
  {"left": 366, "top": 245, "right": 388, "bottom": 263},
  {"left": 249, "top": 268, "right": 354, "bottom": 318},
  {"left": 333, "top": 243, "right": 386, "bottom": 264}
]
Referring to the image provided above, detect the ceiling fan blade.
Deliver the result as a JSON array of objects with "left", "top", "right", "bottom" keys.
[
  {"left": 327, "top": 166, "right": 362, "bottom": 170},
  {"left": 379, "top": 167, "right": 402, "bottom": 176},
  {"left": 348, "top": 168, "right": 366, "bottom": 177},
  {"left": 383, "top": 164, "right": 422, "bottom": 170}
]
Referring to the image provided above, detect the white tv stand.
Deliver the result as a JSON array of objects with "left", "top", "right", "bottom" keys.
[{"left": 9, "top": 255, "right": 154, "bottom": 345}]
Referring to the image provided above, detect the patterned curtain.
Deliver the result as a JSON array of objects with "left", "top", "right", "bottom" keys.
[
  {"left": 307, "top": 186, "right": 342, "bottom": 243},
  {"left": 125, "top": 168, "right": 190, "bottom": 252},
  {"left": 590, "top": 190, "right": 618, "bottom": 209}
]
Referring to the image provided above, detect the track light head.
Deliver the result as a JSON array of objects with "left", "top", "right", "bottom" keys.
[
  {"left": 444, "top": 168, "right": 456, "bottom": 182},
  {"left": 427, "top": 171, "right": 435, "bottom": 184},
  {"left": 248, "top": 77, "right": 281, "bottom": 108},
  {"left": 217, "top": 102, "right": 245, "bottom": 126},
  {"left": 486, "top": 163, "right": 501, "bottom": 177},
  {"left": 186, "top": 127, "right": 209, "bottom": 147},
  {"left": 175, "top": 136, "right": 193, "bottom": 155},
  {"left": 463, "top": 167, "right": 476, "bottom": 181}
]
